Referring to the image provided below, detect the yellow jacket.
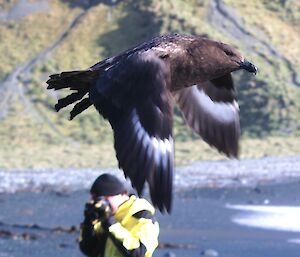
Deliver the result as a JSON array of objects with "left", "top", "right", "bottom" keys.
[{"left": 80, "top": 195, "right": 159, "bottom": 257}]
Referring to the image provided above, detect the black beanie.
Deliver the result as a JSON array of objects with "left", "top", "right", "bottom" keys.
[{"left": 90, "top": 174, "right": 127, "bottom": 196}]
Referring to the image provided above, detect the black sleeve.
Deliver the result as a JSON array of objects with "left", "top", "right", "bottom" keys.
[{"left": 79, "top": 221, "right": 107, "bottom": 257}]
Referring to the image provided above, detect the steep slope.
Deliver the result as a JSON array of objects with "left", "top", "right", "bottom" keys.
[{"left": 0, "top": 0, "right": 299, "bottom": 168}]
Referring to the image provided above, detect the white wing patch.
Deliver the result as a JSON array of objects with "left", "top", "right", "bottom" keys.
[
  {"left": 151, "top": 137, "right": 173, "bottom": 155},
  {"left": 193, "top": 87, "right": 239, "bottom": 124}
]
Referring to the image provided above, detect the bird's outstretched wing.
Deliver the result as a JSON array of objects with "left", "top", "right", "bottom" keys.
[
  {"left": 173, "top": 74, "right": 240, "bottom": 157},
  {"left": 90, "top": 51, "right": 174, "bottom": 212}
]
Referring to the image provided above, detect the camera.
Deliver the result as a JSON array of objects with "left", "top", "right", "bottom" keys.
[
  {"left": 94, "top": 196, "right": 110, "bottom": 210},
  {"left": 93, "top": 197, "right": 111, "bottom": 219},
  {"left": 84, "top": 197, "right": 111, "bottom": 222}
]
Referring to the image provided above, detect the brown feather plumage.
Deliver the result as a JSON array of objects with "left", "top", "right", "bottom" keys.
[{"left": 46, "top": 33, "right": 257, "bottom": 213}]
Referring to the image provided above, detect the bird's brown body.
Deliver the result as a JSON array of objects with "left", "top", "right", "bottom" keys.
[{"left": 46, "top": 34, "right": 257, "bottom": 213}]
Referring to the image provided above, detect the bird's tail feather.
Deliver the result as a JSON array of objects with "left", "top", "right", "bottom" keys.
[{"left": 46, "top": 70, "right": 96, "bottom": 120}]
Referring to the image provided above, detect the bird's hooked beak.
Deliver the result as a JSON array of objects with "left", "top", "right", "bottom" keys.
[{"left": 240, "top": 59, "right": 257, "bottom": 75}]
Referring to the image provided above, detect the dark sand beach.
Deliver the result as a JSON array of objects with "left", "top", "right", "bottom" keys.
[{"left": 1, "top": 156, "right": 300, "bottom": 257}]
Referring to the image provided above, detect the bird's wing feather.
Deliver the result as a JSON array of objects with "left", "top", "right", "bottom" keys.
[
  {"left": 92, "top": 51, "right": 174, "bottom": 212},
  {"left": 173, "top": 74, "right": 240, "bottom": 157},
  {"left": 202, "top": 74, "right": 236, "bottom": 103}
]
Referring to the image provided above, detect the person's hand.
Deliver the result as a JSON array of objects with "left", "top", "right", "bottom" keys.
[
  {"left": 83, "top": 201, "right": 98, "bottom": 223},
  {"left": 101, "top": 214, "right": 117, "bottom": 231}
]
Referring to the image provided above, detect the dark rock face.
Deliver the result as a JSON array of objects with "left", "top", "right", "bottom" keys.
[{"left": 65, "top": 0, "right": 120, "bottom": 9}]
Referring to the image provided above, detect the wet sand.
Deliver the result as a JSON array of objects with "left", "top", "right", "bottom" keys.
[{"left": 1, "top": 179, "right": 300, "bottom": 257}]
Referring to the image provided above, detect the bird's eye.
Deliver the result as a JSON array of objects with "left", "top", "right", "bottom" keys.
[{"left": 225, "top": 50, "right": 234, "bottom": 56}]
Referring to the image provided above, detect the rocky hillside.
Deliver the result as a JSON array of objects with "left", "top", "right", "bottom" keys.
[{"left": 0, "top": 0, "right": 299, "bottom": 168}]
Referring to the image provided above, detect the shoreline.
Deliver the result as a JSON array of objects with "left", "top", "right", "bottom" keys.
[{"left": 1, "top": 155, "right": 299, "bottom": 193}]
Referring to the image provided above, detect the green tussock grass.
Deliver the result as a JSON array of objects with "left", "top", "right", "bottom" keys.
[
  {"left": 224, "top": 0, "right": 300, "bottom": 66},
  {"left": 0, "top": 0, "right": 83, "bottom": 79},
  {"left": 1, "top": 132, "right": 299, "bottom": 169}
]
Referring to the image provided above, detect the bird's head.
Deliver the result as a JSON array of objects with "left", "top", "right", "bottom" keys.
[
  {"left": 218, "top": 42, "right": 257, "bottom": 75},
  {"left": 191, "top": 38, "right": 257, "bottom": 80}
]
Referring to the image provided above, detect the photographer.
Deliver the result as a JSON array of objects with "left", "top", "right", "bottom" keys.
[{"left": 79, "top": 174, "right": 160, "bottom": 257}]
